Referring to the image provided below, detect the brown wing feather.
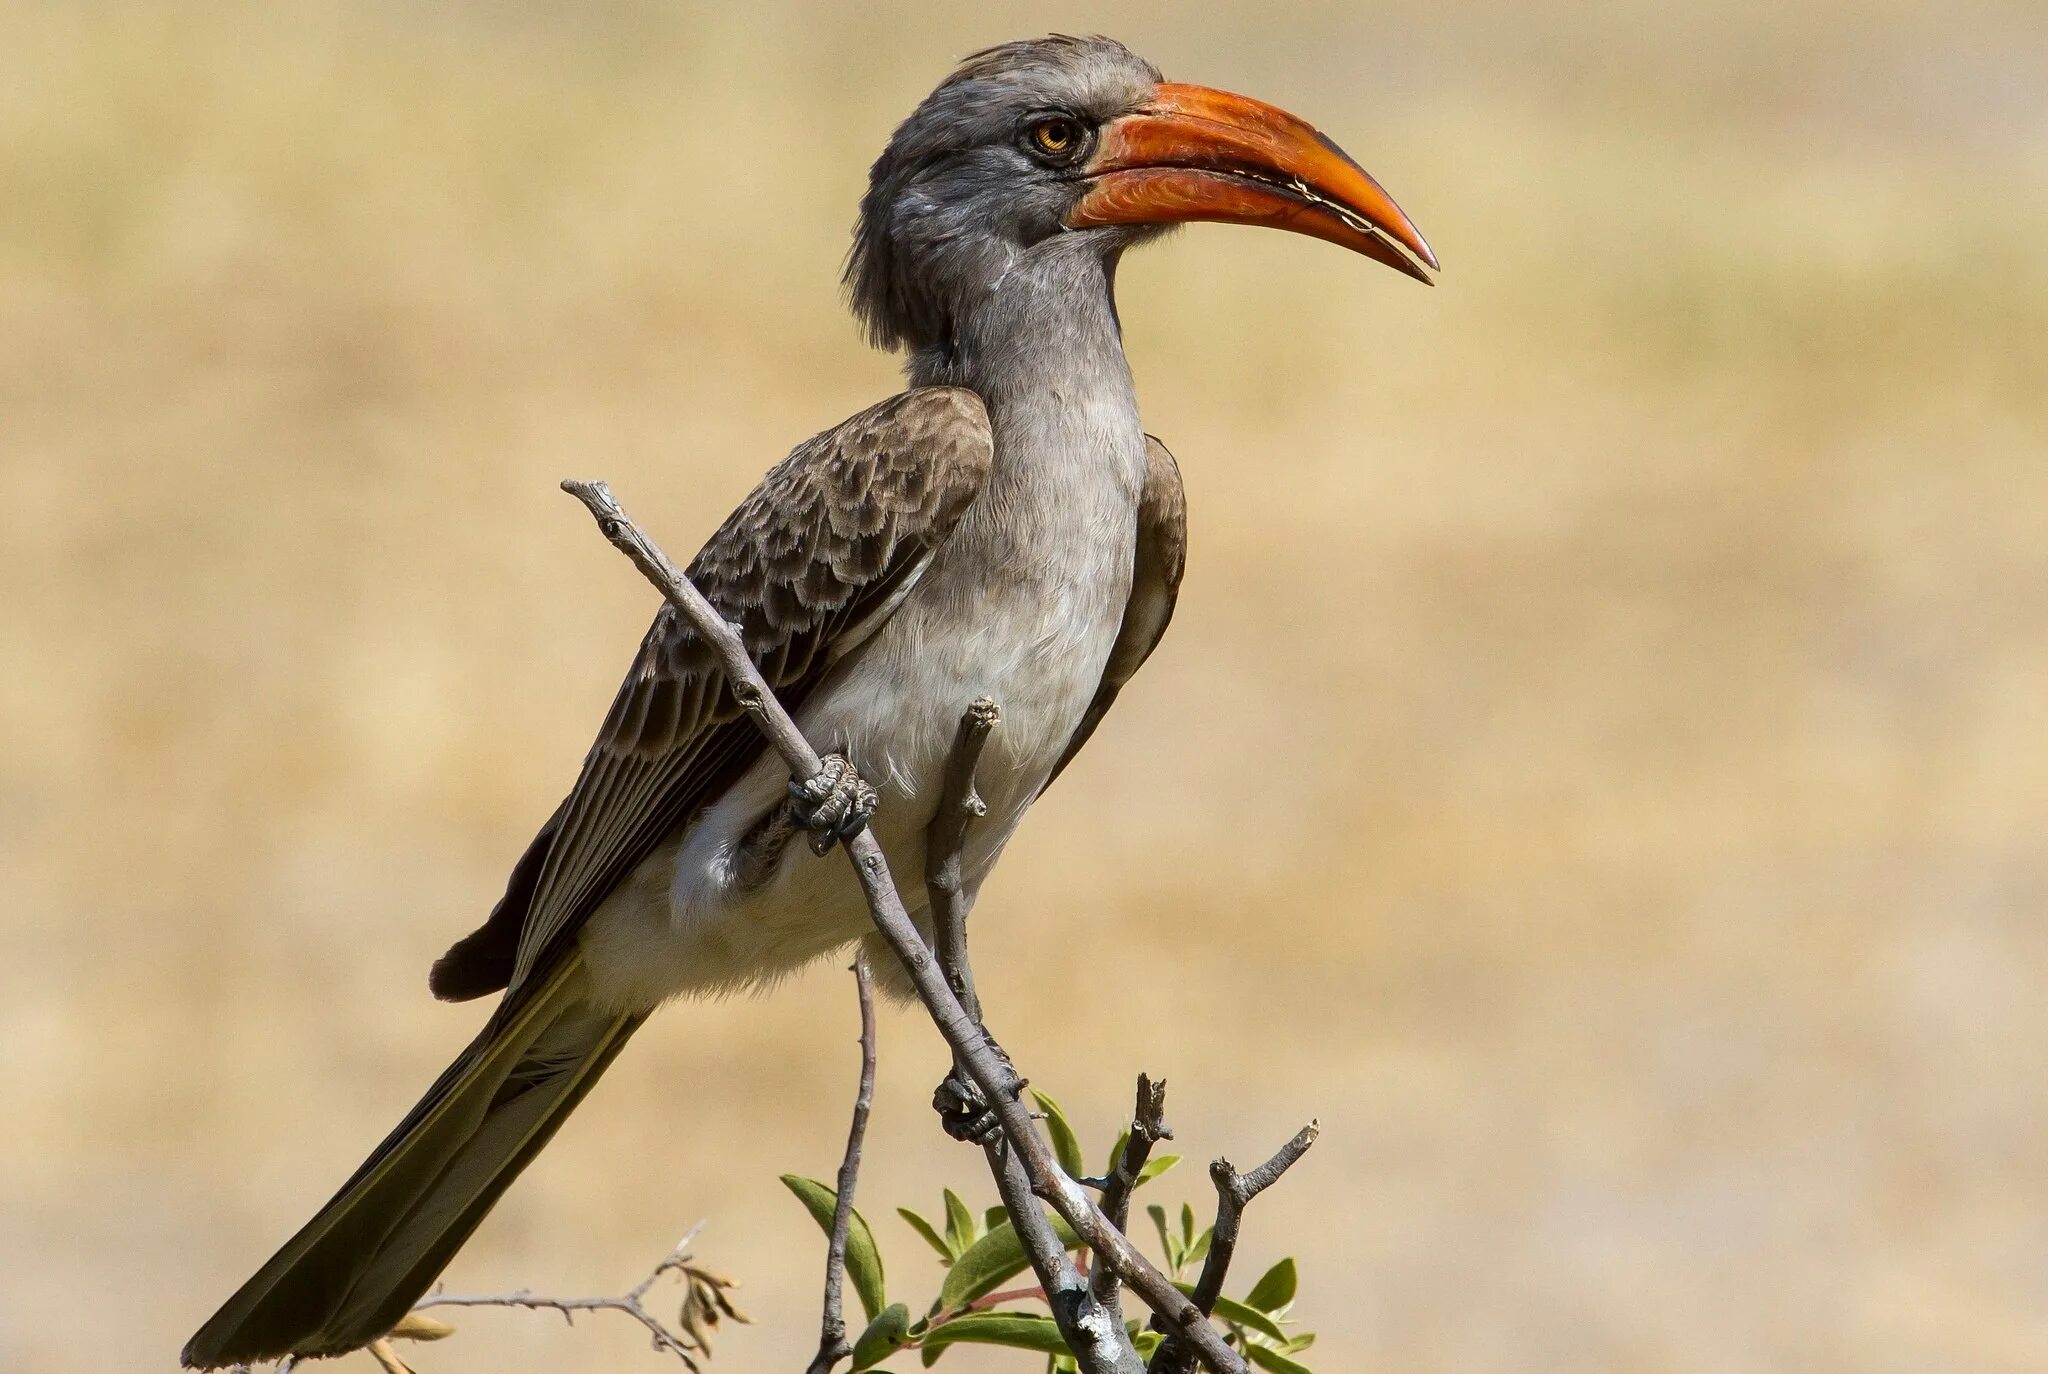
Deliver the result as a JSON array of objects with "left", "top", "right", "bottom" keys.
[
  {"left": 1042, "top": 435, "right": 1188, "bottom": 792},
  {"left": 430, "top": 387, "right": 992, "bottom": 1005}
]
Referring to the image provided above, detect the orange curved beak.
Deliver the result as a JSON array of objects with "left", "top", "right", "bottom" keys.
[{"left": 1068, "top": 82, "right": 1438, "bottom": 283}]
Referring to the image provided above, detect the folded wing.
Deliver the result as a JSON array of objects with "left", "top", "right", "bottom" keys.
[{"left": 433, "top": 386, "right": 994, "bottom": 1011}]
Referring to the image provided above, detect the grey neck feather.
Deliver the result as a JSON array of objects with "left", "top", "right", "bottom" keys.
[
  {"left": 907, "top": 241, "right": 1126, "bottom": 388},
  {"left": 911, "top": 242, "right": 1147, "bottom": 595},
  {"left": 907, "top": 240, "right": 1145, "bottom": 507}
]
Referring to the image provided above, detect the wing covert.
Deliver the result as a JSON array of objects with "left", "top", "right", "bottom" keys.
[{"left": 431, "top": 387, "right": 992, "bottom": 1005}]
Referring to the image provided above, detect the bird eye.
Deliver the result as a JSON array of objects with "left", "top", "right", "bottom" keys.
[{"left": 1026, "top": 116, "right": 1084, "bottom": 161}]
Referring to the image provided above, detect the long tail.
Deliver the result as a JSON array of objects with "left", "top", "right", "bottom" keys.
[{"left": 182, "top": 955, "right": 643, "bottom": 1368}]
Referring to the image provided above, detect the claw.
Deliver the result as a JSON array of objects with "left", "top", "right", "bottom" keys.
[
  {"left": 931, "top": 1040, "right": 1023, "bottom": 1147},
  {"left": 787, "top": 754, "right": 879, "bottom": 855},
  {"left": 934, "top": 1069, "right": 1005, "bottom": 1145}
]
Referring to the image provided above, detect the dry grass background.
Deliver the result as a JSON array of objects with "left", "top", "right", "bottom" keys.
[{"left": 4, "top": 1, "right": 2047, "bottom": 1370}]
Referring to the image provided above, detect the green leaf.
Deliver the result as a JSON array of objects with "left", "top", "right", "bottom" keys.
[
  {"left": 1245, "top": 1342, "right": 1314, "bottom": 1374},
  {"left": 1179, "top": 1203, "right": 1196, "bottom": 1248},
  {"left": 938, "top": 1214, "right": 1082, "bottom": 1311},
  {"left": 1105, "top": 1129, "right": 1131, "bottom": 1176},
  {"left": 851, "top": 1303, "right": 911, "bottom": 1370},
  {"left": 1244, "top": 1257, "right": 1298, "bottom": 1314},
  {"left": 921, "top": 1311, "right": 1070, "bottom": 1355},
  {"left": 898, "top": 1207, "right": 954, "bottom": 1264},
  {"left": 1135, "top": 1154, "right": 1182, "bottom": 1186},
  {"left": 1166, "top": 1282, "right": 1288, "bottom": 1343},
  {"left": 780, "top": 1175, "right": 887, "bottom": 1321},
  {"left": 1147, "top": 1204, "right": 1176, "bottom": 1267},
  {"left": 942, "top": 1188, "right": 976, "bottom": 1254},
  {"left": 1186, "top": 1227, "right": 1212, "bottom": 1266},
  {"left": 1207, "top": 1294, "right": 1289, "bottom": 1345},
  {"left": 1031, "top": 1090, "right": 1087, "bottom": 1179}
]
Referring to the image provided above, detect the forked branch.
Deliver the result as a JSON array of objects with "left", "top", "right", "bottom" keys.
[
  {"left": 405, "top": 1224, "right": 742, "bottom": 1370},
  {"left": 1146, "top": 1124, "right": 1320, "bottom": 1374}
]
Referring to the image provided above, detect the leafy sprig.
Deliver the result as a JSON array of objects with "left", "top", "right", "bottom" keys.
[{"left": 785, "top": 1091, "right": 1317, "bottom": 1372}]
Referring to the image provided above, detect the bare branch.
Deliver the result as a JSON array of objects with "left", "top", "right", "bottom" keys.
[
  {"left": 1093, "top": 1074, "right": 1173, "bottom": 1315},
  {"left": 411, "top": 1223, "right": 736, "bottom": 1369},
  {"left": 925, "top": 696, "right": 1000, "bottom": 1022},
  {"left": 563, "top": 479, "right": 1250, "bottom": 1374},
  {"left": 1194, "top": 1122, "right": 1319, "bottom": 1315},
  {"left": 1147, "top": 1123, "right": 1320, "bottom": 1374},
  {"left": 805, "top": 955, "right": 879, "bottom": 1374}
]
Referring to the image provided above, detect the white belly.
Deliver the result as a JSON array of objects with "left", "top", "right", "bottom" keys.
[{"left": 576, "top": 532, "right": 1134, "bottom": 1014}]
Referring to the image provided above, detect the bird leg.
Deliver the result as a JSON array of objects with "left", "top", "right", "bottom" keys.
[
  {"left": 932, "top": 1038, "right": 1023, "bottom": 1147},
  {"left": 787, "top": 754, "right": 880, "bottom": 855}
]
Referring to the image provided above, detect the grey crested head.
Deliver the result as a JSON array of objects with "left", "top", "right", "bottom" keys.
[{"left": 845, "top": 35, "right": 1165, "bottom": 362}]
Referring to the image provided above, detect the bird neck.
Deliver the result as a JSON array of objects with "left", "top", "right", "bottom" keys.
[{"left": 905, "top": 244, "right": 1147, "bottom": 504}]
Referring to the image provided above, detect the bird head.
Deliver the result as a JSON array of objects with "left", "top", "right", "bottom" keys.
[{"left": 848, "top": 35, "right": 1436, "bottom": 355}]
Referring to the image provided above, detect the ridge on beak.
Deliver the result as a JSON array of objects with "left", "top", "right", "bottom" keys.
[{"left": 1068, "top": 81, "right": 1438, "bottom": 284}]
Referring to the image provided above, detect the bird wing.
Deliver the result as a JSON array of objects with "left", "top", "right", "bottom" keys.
[
  {"left": 430, "top": 387, "right": 993, "bottom": 1007},
  {"left": 1042, "top": 435, "right": 1187, "bottom": 791}
]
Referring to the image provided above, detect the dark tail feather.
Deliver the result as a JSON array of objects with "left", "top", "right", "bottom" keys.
[{"left": 182, "top": 956, "right": 643, "bottom": 1367}]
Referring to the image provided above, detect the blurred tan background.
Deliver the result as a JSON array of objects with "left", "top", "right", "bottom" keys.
[{"left": 5, "top": 1, "right": 2047, "bottom": 1370}]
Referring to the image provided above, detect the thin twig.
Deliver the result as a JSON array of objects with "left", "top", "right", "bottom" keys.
[
  {"left": 806, "top": 954, "right": 879, "bottom": 1374},
  {"left": 925, "top": 696, "right": 1000, "bottom": 1022},
  {"left": 562, "top": 480, "right": 1248, "bottom": 1374},
  {"left": 1147, "top": 1124, "right": 1320, "bottom": 1374},
  {"left": 1093, "top": 1074, "right": 1173, "bottom": 1316},
  {"left": 412, "top": 1223, "right": 724, "bottom": 1369},
  {"left": 966, "top": 1285, "right": 1051, "bottom": 1312}
]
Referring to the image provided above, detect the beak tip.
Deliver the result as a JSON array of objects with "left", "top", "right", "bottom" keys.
[
  {"left": 1389, "top": 221, "right": 1439, "bottom": 274},
  {"left": 1398, "top": 235, "right": 1439, "bottom": 281}
]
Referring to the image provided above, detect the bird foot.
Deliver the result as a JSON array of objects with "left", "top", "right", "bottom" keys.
[
  {"left": 932, "top": 1043, "right": 1024, "bottom": 1147},
  {"left": 787, "top": 754, "right": 879, "bottom": 855}
]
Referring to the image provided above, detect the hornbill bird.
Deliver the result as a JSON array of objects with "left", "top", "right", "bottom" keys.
[{"left": 182, "top": 34, "right": 1435, "bottom": 1367}]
